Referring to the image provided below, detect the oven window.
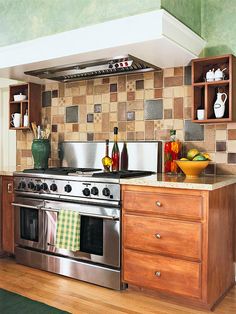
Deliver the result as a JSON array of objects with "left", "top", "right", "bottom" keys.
[
  {"left": 80, "top": 216, "right": 103, "bottom": 255},
  {"left": 20, "top": 207, "right": 39, "bottom": 242}
]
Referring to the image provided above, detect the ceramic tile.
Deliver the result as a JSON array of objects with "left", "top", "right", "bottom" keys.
[
  {"left": 127, "top": 111, "right": 135, "bottom": 121},
  {"left": 118, "top": 102, "right": 127, "bottom": 121},
  {"left": 154, "top": 88, "right": 163, "bottom": 99},
  {"left": 110, "top": 93, "right": 117, "bottom": 102},
  {"left": 145, "top": 121, "right": 154, "bottom": 140},
  {"left": 65, "top": 106, "right": 78, "bottom": 123},
  {"left": 118, "top": 121, "right": 126, "bottom": 132},
  {"left": 52, "top": 125, "right": 58, "bottom": 132},
  {"left": 144, "top": 79, "right": 154, "bottom": 89},
  {"left": 184, "top": 120, "right": 204, "bottom": 141},
  {"left": 52, "top": 90, "right": 58, "bottom": 98},
  {"left": 144, "top": 89, "right": 154, "bottom": 100},
  {"left": 42, "top": 91, "right": 52, "bottom": 107},
  {"left": 110, "top": 83, "right": 117, "bottom": 92},
  {"left": 127, "top": 132, "right": 135, "bottom": 141},
  {"left": 174, "top": 67, "right": 183, "bottom": 76},
  {"left": 127, "top": 121, "right": 135, "bottom": 131},
  {"left": 135, "top": 111, "right": 144, "bottom": 120},
  {"left": 164, "top": 109, "right": 172, "bottom": 119},
  {"left": 164, "top": 76, "right": 183, "bottom": 87},
  {"left": 173, "top": 97, "right": 183, "bottom": 119},
  {"left": 94, "top": 104, "right": 102, "bottom": 113},
  {"left": 102, "top": 93, "right": 110, "bottom": 103},
  {"left": 144, "top": 100, "right": 163, "bottom": 120},
  {"left": 154, "top": 71, "right": 163, "bottom": 88},
  {"left": 136, "top": 131, "right": 144, "bottom": 140},
  {"left": 136, "top": 80, "right": 144, "bottom": 90},
  {"left": 215, "top": 129, "right": 227, "bottom": 141},
  {"left": 102, "top": 113, "right": 109, "bottom": 132},
  {"left": 87, "top": 133, "right": 94, "bottom": 141},
  {"left": 163, "top": 68, "right": 174, "bottom": 77},
  {"left": 127, "top": 91, "right": 135, "bottom": 101},
  {"left": 117, "top": 92, "right": 127, "bottom": 102},
  {"left": 228, "top": 129, "right": 236, "bottom": 140},
  {"left": 227, "top": 140, "right": 236, "bottom": 152},
  {"left": 184, "top": 66, "right": 192, "bottom": 85},
  {"left": 216, "top": 141, "right": 226, "bottom": 151},
  {"left": 87, "top": 113, "right": 94, "bottom": 123},
  {"left": 118, "top": 76, "right": 126, "bottom": 92},
  {"left": 228, "top": 153, "right": 236, "bottom": 164},
  {"left": 72, "top": 124, "right": 79, "bottom": 132},
  {"left": 215, "top": 152, "right": 227, "bottom": 164}
]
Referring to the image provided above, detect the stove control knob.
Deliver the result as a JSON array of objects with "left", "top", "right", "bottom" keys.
[
  {"left": 28, "top": 181, "right": 35, "bottom": 189},
  {"left": 102, "top": 188, "right": 110, "bottom": 197},
  {"left": 35, "top": 184, "right": 41, "bottom": 191},
  {"left": 91, "top": 187, "right": 99, "bottom": 196},
  {"left": 64, "top": 184, "right": 72, "bottom": 193},
  {"left": 18, "top": 181, "right": 26, "bottom": 189},
  {"left": 41, "top": 183, "right": 48, "bottom": 191},
  {"left": 83, "top": 188, "right": 90, "bottom": 196},
  {"left": 50, "top": 183, "right": 57, "bottom": 192}
]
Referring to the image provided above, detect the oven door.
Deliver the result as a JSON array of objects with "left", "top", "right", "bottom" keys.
[
  {"left": 43, "top": 200, "right": 120, "bottom": 268},
  {"left": 13, "top": 197, "right": 44, "bottom": 250}
]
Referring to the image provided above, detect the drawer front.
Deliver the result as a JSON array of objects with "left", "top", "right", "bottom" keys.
[
  {"left": 123, "top": 190, "right": 202, "bottom": 219},
  {"left": 123, "top": 214, "right": 202, "bottom": 260},
  {"left": 123, "top": 249, "right": 201, "bottom": 298}
]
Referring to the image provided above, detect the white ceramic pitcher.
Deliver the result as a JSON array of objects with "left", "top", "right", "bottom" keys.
[{"left": 214, "top": 92, "right": 227, "bottom": 118}]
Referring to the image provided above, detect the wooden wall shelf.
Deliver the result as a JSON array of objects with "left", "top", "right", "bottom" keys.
[
  {"left": 9, "top": 83, "right": 42, "bottom": 130},
  {"left": 192, "top": 54, "right": 236, "bottom": 123}
]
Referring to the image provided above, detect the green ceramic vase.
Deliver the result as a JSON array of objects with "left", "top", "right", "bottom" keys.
[{"left": 31, "top": 139, "right": 50, "bottom": 169}]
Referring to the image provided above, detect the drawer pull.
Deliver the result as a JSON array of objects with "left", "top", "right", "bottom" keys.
[
  {"left": 155, "top": 233, "right": 161, "bottom": 239},
  {"left": 155, "top": 271, "right": 161, "bottom": 277},
  {"left": 156, "top": 201, "right": 162, "bottom": 207}
]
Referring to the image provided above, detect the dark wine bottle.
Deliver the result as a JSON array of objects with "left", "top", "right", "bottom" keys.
[
  {"left": 121, "top": 141, "right": 128, "bottom": 171},
  {"left": 112, "top": 127, "right": 120, "bottom": 172}
]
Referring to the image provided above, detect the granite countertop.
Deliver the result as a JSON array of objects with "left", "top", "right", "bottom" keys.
[{"left": 120, "top": 173, "right": 236, "bottom": 190}]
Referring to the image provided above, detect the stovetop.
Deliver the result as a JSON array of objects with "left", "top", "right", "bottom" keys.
[
  {"left": 92, "top": 170, "right": 155, "bottom": 178},
  {"left": 23, "top": 167, "right": 101, "bottom": 175}
]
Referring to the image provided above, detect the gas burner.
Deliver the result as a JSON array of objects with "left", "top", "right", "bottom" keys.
[{"left": 23, "top": 167, "right": 102, "bottom": 175}]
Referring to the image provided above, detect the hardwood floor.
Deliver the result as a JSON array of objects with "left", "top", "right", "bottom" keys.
[{"left": 0, "top": 258, "right": 235, "bottom": 314}]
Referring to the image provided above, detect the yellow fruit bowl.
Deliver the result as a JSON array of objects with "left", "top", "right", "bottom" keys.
[{"left": 175, "top": 160, "right": 209, "bottom": 178}]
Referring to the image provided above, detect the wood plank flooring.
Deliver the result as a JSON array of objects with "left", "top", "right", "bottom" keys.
[{"left": 0, "top": 258, "right": 235, "bottom": 314}]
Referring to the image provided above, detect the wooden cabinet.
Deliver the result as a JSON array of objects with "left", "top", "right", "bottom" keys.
[
  {"left": 192, "top": 54, "right": 236, "bottom": 123},
  {"left": 1, "top": 176, "right": 14, "bottom": 254},
  {"left": 122, "top": 184, "right": 235, "bottom": 310},
  {"left": 9, "top": 82, "right": 41, "bottom": 130}
]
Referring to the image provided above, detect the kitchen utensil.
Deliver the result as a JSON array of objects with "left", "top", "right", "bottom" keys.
[
  {"left": 14, "top": 93, "right": 27, "bottom": 101},
  {"left": 214, "top": 92, "right": 227, "bottom": 118},
  {"left": 214, "top": 68, "right": 227, "bottom": 81},
  {"left": 23, "top": 110, "right": 29, "bottom": 127},
  {"left": 31, "top": 122, "right": 37, "bottom": 138},
  {"left": 11, "top": 113, "right": 21, "bottom": 127},
  {"left": 206, "top": 69, "right": 214, "bottom": 82}
]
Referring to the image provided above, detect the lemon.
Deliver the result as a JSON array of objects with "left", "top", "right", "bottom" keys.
[
  {"left": 202, "top": 153, "right": 211, "bottom": 161},
  {"left": 180, "top": 158, "right": 188, "bottom": 161},
  {"left": 193, "top": 154, "right": 207, "bottom": 161}
]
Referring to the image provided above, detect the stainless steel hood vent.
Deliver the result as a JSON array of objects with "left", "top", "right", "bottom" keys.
[{"left": 24, "top": 55, "right": 159, "bottom": 82}]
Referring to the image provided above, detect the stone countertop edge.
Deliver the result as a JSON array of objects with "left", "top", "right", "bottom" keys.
[{"left": 120, "top": 174, "right": 236, "bottom": 191}]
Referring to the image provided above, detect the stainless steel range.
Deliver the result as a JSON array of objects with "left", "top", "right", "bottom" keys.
[{"left": 13, "top": 141, "right": 161, "bottom": 290}]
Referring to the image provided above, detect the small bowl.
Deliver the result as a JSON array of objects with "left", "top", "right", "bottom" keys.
[
  {"left": 14, "top": 94, "right": 27, "bottom": 101},
  {"left": 175, "top": 160, "right": 209, "bottom": 178}
]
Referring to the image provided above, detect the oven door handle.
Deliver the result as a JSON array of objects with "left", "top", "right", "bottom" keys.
[
  {"left": 12, "top": 203, "right": 43, "bottom": 210},
  {"left": 41, "top": 207, "right": 119, "bottom": 221}
]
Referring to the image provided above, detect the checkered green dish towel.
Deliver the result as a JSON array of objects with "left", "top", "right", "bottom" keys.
[{"left": 55, "top": 210, "right": 80, "bottom": 252}]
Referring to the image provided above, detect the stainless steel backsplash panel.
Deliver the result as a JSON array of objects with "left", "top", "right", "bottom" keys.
[{"left": 59, "top": 141, "right": 162, "bottom": 172}]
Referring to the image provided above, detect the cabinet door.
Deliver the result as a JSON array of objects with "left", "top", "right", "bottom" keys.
[{"left": 2, "top": 176, "right": 14, "bottom": 254}]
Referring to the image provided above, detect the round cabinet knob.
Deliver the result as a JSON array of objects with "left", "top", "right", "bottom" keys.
[
  {"left": 41, "top": 183, "right": 48, "bottom": 191},
  {"left": 28, "top": 181, "right": 35, "bottom": 189},
  {"left": 35, "top": 184, "right": 41, "bottom": 191},
  {"left": 50, "top": 183, "right": 57, "bottom": 192},
  {"left": 18, "top": 181, "right": 26, "bottom": 189},
  {"left": 91, "top": 187, "right": 99, "bottom": 196},
  {"left": 155, "top": 233, "right": 161, "bottom": 239},
  {"left": 83, "top": 188, "right": 90, "bottom": 196},
  {"left": 64, "top": 184, "right": 72, "bottom": 193},
  {"left": 155, "top": 271, "right": 161, "bottom": 277},
  {"left": 102, "top": 188, "right": 110, "bottom": 197},
  {"left": 156, "top": 201, "right": 162, "bottom": 207}
]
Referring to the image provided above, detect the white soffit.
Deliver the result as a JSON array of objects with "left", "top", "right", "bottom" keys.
[{"left": 0, "top": 9, "right": 206, "bottom": 83}]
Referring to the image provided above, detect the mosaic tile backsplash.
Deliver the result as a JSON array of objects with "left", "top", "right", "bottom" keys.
[{"left": 16, "top": 66, "right": 236, "bottom": 174}]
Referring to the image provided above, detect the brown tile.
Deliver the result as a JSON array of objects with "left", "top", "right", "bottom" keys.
[
  {"left": 110, "top": 93, "right": 117, "bottom": 102},
  {"left": 94, "top": 84, "right": 109, "bottom": 94},
  {"left": 52, "top": 125, "right": 58, "bottom": 132},
  {"left": 73, "top": 95, "right": 86, "bottom": 104},
  {"left": 94, "top": 133, "right": 109, "bottom": 141},
  {"left": 136, "top": 131, "right": 144, "bottom": 140},
  {"left": 228, "top": 153, "right": 236, "bottom": 164},
  {"left": 86, "top": 81, "right": 94, "bottom": 95},
  {"left": 228, "top": 129, "right": 236, "bottom": 140},
  {"left": 102, "top": 78, "right": 110, "bottom": 84},
  {"left": 72, "top": 124, "right": 79, "bottom": 132},
  {"left": 136, "top": 80, "right": 144, "bottom": 90},
  {"left": 118, "top": 102, "right": 127, "bottom": 121},
  {"left": 154, "top": 88, "right": 163, "bottom": 99},
  {"left": 102, "top": 113, "right": 109, "bottom": 132},
  {"left": 59, "top": 83, "right": 65, "bottom": 97},
  {"left": 127, "top": 100, "right": 143, "bottom": 111},
  {"left": 127, "top": 121, "right": 135, "bottom": 132},
  {"left": 52, "top": 115, "right": 64, "bottom": 124},
  {"left": 22, "top": 149, "right": 32, "bottom": 157},
  {"left": 204, "top": 163, "right": 215, "bottom": 175},
  {"left": 87, "top": 133, "right": 94, "bottom": 141},
  {"left": 87, "top": 114, "right": 94, "bottom": 123},
  {"left": 118, "top": 121, "right": 126, "bottom": 132},
  {"left": 164, "top": 109, "right": 172, "bottom": 119},
  {"left": 154, "top": 71, "right": 163, "bottom": 88},
  {"left": 128, "top": 73, "right": 144, "bottom": 81},
  {"left": 164, "top": 76, "right": 183, "bottom": 87},
  {"left": 145, "top": 121, "right": 154, "bottom": 140},
  {"left": 118, "top": 76, "right": 126, "bottom": 92},
  {"left": 110, "top": 122, "right": 118, "bottom": 132},
  {"left": 174, "top": 67, "right": 184, "bottom": 76},
  {"left": 127, "top": 91, "right": 135, "bottom": 101},
  {"left": 216, "top": 141, "right": 226, "bottom": 151},
  {"left": 215, "top": 124, "right": 227, "bottom": 129},
  {"left": 173, "top": 97, "right": 183, "bottom": 119},
  {"left": 127, "top": 132, "right": 135, "bottom": 140},
  {"left": 184, "top": 107, "right": 192, "bottom": 119}
]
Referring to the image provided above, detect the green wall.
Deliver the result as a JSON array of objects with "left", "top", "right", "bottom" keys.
[
  {"left": 0, "top": 0, "right": 161, "bottom": 47},
  {"left": 201, "top": 0, "right": 236, "bottom": 56},
  {"left": 161, "top": 0, "right": 201, "bottom": 36}
]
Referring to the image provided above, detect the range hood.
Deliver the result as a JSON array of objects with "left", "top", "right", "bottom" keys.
[
  {"left": 25, "top": 55, "right": 158, "bottom": 82},
  {"left": 0, "top": 10, "right": 206, "bottom": 84}
]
